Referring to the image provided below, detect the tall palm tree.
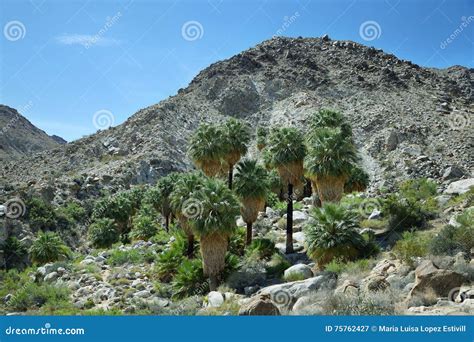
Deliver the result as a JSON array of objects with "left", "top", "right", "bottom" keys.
[
  {"left": 170, "top": 172, "right": 206, "bottom": 258},
  {"left": 305, "top": 128, "right": 358, "bottom": 203},
  {"left": 308, "top": 109, "right": 353, "bottom": 141},
  {"left": 267, "top": 127, "right": 307, "bottom": 254},
  {"left": 304, "top": 203, "right": 365, "bottom": 268},
  {"left": 188, "top": 123, "right": 226, "bottom": 177},
  {"left": 221, "top": 118, "right": 251, "bottom": 189},
  {"left": 145, "top": 172, "right": 181, "bottom": 231},
  {"left": 190, "top": 178, "right": 239, "bottom": 290},
  {"left": 233, "top": 159, "right": 270, "bottom": 245}
]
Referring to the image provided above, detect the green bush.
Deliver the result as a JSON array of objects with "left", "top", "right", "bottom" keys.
[
  {"left": 88, "top": 218, "right": 119, "bottom": 248},
  {"left": 399, "top": 178, "right": 438, "bottom": 214},
  {"left": 430, "top": 209, "right": 474, "bottom": 256},
  {"left": 56, "top": 201, "right": 86, "bottom": 223},
  {"left": 323, "top": 291, "right": 396, "bottom": 315},
  {"left": 228, "top": 228, "right": 246, "bottom": 257},
  {"left": 383, "top": 196, "right": 427, "bottom": 231},
  {"left": 106, "top": 249, "right": 151, "bottom": 266},
  {"left": 29, "top": 232, "right": 70, "bottom": 265},
  {"left": 325, "top": 258, "right": 373, "bottom": 275},
  {"left": 7, "top": 282, "right": 70, "bottom": 312},
  {"left": 155, "top": 235, "right": 186, "bottom": 282},
  {"left": 1, "top": 237, "right": 27, "bottom": 270},
  {"left": 130, "top": 214, "right": 159, "bottom": 241},
  {"left": 25, "top": 197, "right": 58, "bottom": 231},
  {"left": 245, "top": 238, "right": 276, "bottom": 261},
  {"left": 172, "top": 258, "right": 209, "bottom": 299},
  {"left": 393, "top": 231, "right": 430, "bottom": 266},
  {"left": 265, "top": 253, "right": 291, "bottom": 278}
]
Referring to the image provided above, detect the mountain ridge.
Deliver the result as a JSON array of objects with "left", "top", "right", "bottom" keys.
[{"left": 1, "top": 36, "right": 472, "bottom": 203}]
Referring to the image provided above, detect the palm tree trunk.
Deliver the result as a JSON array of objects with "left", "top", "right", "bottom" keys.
[
  {"left": 228, "top": 164, "right": 233, "bottom": 189},
  {"left": 246, "top": 222, "right": 253, "bottom": 245},
  {"left": 209, "top": 274, "right": 218, "bottom": 291},
  {"left": 286, "top": 183, "right": 294, "bottom": 254},
  {"left": 186, "top": 234, "right": 195, "bottom": 258},
  {"left": 165, "top": 215, "right": 169, "bottom": 232}
]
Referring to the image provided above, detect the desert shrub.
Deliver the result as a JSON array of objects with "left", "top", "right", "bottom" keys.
[
  {"left": 1, "top": 237, "right": 27, "bottom": 270},
  {"left": 358, "top": 232, "right": 380, "bottom": 259},
  {"left": 56, "top": 201, "right": 86, "bottom": 223},
  {"left": 305, "top": 203, "right": 366, "bottom": 267},
  {"left": 446, "top": 188, "right": 474, "bottom": 208},
  {"left": 172, "top": 258, "right": 209, "bottom": 299},
  {"left": 7, "top": 282, "right": 70, "bottom": 312},
  {"left": 265, "top": 253, "right": 291, "bottom": 278},
  {"left": 154, "top": 235, "right": 186, "bottom": 282},
  {"left": 106, "top": 249, "right": 150, "bottom": 266},
  {"left": 29, "top": 232, "right": 71, "bottom": 265},
  {"left": 228, "top": 228, "right": 246, "bottom": 256},
  {"left": 399, "top": 178, "right": 438, "bottom": 214},
  {"left": 245, "top": 238, "right": 276, "bottom": 261},
  {"left": 325, "top": 258, "right": 373, "bottom": 275},
  {"left": 130, "top": 214, "right": 159, "bottom": 241},
  {"left": 383, "top": 195, "right": 427, "bottom": 231},
  {"left": 322, "top": 291, "right": 396, "bottom": 315},
  {"left": 272, "top": 200, "right": 288, "bottom": 216},
  {"left": 265, "top": 192, "right": 279, "bottom": 208},
  {"left": 393, "top": 231, "right": 430, "bottom": 266},
  {"left": 88, "top": 218, "right": 119, "bottom": 248},
  {"left": 430, "top": 209, "right": 474, "bottom": 256},
  {"left": 25, "top": 197, "right": 58, "bottom": 231},
  {"left": 359, "top": 219, "right": 387, "bottom": 230}
]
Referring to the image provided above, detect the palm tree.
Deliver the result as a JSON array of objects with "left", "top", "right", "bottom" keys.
[
  {"left": 305, "top": 128, "right": 357, "bottom": 203},
  {"left": 221, "top": 118, "right": 251, "bottom": 189},
  {"left": 344, "top": 164, "right": 370, "bottom": 193},
  {"left": 29, "top": 232, "right": 71, "bottom": 265},
  {"left": 267, "top": 127, "right": 307, "bottom": 254},
  {"left": 188, "top": 123, "right": 226, "bottom": 177},
  {"left": 170, "top": 172, "right": 205, "bottom": 258},
  {"left": 308, "top": 109, "right": 353, "bottom": 140},
  {"left": 233, "top": 159, "right": 270, "bottom": 245},
  {"left": 304, "top": 203, "right": 365, "bottom": 268},
  {"left": 190, "top": 178, "right": 239, "bottom": 290},
  {"left": 145, "top": 173, "right": 181, "bottom": 231}
]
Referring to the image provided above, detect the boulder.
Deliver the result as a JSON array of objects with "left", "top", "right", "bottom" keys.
[
  {"left": 283, "top": 211, "right": 308, "bottom": 225},
  {"left": 292, "top": 232, "right": 306, "bottom": 245},
  {"left": 335, "top": 280, "right": 359, "bottom": 296},
  {"left": 361, "top": 274, "right": 389, "bottom": 292},
  {"left": 442, "top": 166, "right": 465, "bottom": 181},
  {"left": 258, "top": 273, "right": 337, "bottom": 310},
  {"left": 44, "top": 272, "right": 59, "bottom": 283},
  {"left": 283, "top": 264, "right": 313, "bottom": 281},
  {"left": 238, "top": 294, "right": 280, "bottom": 316},
  {"left": 408, "top": 260, "right": 468, "bottom": 301},
  {"left": 207, "top": 291, "right": 225, "bottom": 308},
  {"left": 444, "top": 178, "right": 474, "bottom": 195}
]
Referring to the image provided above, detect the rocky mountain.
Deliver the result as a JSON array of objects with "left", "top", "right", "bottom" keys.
[
  {"left": 1, "top": 36, "right": 473, "bottom": 203},
  {"left": 0, "top": 105, "right": 66, "bottom": 162}
]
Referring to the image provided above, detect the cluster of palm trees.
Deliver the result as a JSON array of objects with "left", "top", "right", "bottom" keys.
[{"left": 147, "top": 110, "right": 367, "bottom": 289}]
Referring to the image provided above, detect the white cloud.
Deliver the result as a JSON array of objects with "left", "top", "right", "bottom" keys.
[{"left": 55, "top": 34, "right": 121, "bottom": 48}]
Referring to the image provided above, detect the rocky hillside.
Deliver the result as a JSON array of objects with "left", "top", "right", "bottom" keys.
[
  {"left": 1, "top": 36, "right": 472, "bottom": 202},
  {"left": 0, "top": 105, "right": 66, "bottom": 162}
]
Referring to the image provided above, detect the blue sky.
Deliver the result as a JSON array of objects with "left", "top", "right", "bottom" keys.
[{"left": 0, "top": 0, "right": 473, "bottom": 141}]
